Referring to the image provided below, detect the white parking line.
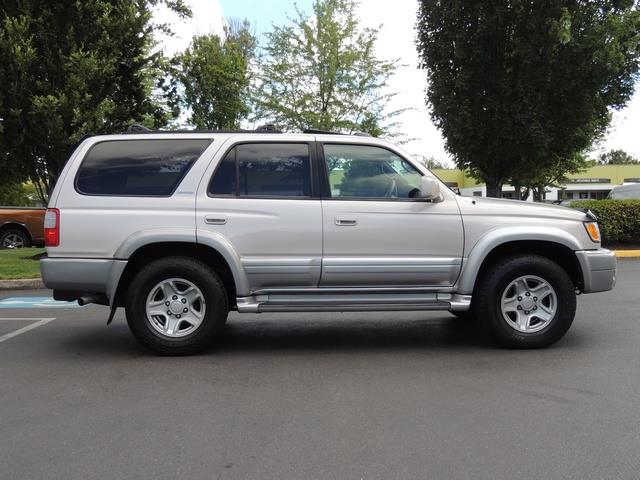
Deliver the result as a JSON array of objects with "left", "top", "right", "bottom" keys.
[{"left": 0, "top": 317, "right": 56, "bottom": 343}]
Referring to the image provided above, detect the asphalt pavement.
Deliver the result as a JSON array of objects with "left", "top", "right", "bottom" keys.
[{"left": 1, "top": 260, "right": 639, "bottom": 479}]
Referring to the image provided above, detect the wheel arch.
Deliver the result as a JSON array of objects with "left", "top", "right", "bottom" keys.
[
  {"left": 112, "top": 241, "right": 245, "bottom": 309},
  {"left": 0, "top": 221, "right": 34, "bottom": 245},
  {"left": 457, "top": 229, "right": 584, "bottom": 295}
]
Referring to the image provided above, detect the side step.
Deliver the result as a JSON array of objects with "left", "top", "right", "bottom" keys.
[
  {"left": 236, "top": 292, "right": 472, "bottom": 313},
  {"left": 258, "top": 302, "right": 451, "bottom": 312}
]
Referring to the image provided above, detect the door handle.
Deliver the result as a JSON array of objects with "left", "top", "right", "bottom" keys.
[
  {"left": 205, "top": 216, "right": 227, "bottom": 225},
  {"left": 335, "top": 217, "right": 357, "bottom": 226}
]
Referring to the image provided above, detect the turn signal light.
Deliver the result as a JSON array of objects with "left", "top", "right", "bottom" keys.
[
  {"left": 584, "top": 222, "right": 600, "bottom": 243},
  {"left": 44, "top": 208, "right": 60, "bottom": 247}
]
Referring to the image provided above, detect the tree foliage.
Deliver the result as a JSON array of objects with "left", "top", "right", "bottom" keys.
[
  {"left": 597, "top": 149, "right": 639, "bottom": 165},
  {"left": 167, "top": 20, "right": 256, "bottom": 130},
  {"left": 0, "top": 0, "right": 188, "bottom": 201},
  {"left": 416, "top": 0, "right": 640, "bottom": 197},
  {"left": 254, "top": 0, "right": 401, "bottom": 135}
]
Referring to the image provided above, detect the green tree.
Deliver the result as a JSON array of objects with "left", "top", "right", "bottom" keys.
[
  {"left": 0, "top": 181, "right": 34, "bottom": 206},
  {"left": 167, "top": 20, "right": 256, "bottom": 129},
  {"left": 416, "top": 1, "right": 640, "bottom": 197},
  {"left": 254, "top": 0, "right": 401, "bottom": 135},
  {"left": 597, "top": 149, "right": 639, "bottom": 165},
  {"left": 0, "top": 0, "right": 189, "bottom": 202},
  {"left": 512, "top": 153, "right": 588, "bottom": 201}
]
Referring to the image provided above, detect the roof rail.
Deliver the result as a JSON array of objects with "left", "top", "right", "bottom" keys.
[
  {"left": 255, "top": 124, "right": 281, "bottom": 132},
  {"left": 127, "top": 124, "right": 151, "bottom": 132},
  {"left": 303, "top": 128, "right": 372, "bottom": 137},
  {"left": 121, "top": 124, "right": 283, "bottom": 135},
  {"left": 302, "top": 128, "right": 343, "bottom": 135}
]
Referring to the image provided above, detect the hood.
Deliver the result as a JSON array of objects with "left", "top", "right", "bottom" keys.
[{"left": 456, "top": 196, "right": 590, "bottom": 222}]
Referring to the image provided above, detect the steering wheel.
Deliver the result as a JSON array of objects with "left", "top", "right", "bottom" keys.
[{"left": 384, "top": 179, "right": 398, "bottom": 198}]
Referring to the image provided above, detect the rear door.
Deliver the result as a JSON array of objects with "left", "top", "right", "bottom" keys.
[
  {"left": 197, "top": 138, "right": 323, "bottom": 291},
  {"left": 319, "top": 141, "right": 464, "bottom": 287}
]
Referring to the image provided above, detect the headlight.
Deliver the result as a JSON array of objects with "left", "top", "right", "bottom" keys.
[{"left": 584, "top": 222, "right": 601, "bottom": 242}]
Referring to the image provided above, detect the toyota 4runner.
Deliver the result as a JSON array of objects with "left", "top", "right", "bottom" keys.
[{"left": 41, "top": 129, "right": 616, "bottom": 355}]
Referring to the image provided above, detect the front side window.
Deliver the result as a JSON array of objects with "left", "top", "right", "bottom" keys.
[
  {"left": 323, "top": 144, "right": 422, "bottom": 199},
  {"left": 76, "top": 139, "right": 211, "bottom": 196},
  {"left": 209, "top": 143, "right": 311, "bottom": 197}
]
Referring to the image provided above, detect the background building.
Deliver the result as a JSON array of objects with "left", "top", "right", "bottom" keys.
[{"left": 431, "top": 165, "right": 640, "bottom": 201}]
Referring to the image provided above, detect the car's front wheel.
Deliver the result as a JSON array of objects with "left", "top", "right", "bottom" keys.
[
  {"left": 475, "top": 254, "right": 576, "bottom": 348},
  {"left": 125, "top": 257, "right": 228, "bottom": 355}
]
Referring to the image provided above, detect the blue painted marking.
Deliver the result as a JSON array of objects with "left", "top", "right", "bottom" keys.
[{"left": 0, "top": 297, "right": 84, "bottom": 309}]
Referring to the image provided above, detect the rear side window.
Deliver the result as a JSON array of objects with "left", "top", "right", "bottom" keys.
[
  {"left": 208, "top": 143, "right": 311, "bottom": 197},
  {"left": 76, "top": 139, "right": 211, "bottom": 196}
]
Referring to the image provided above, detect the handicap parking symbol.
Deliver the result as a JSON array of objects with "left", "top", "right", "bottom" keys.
[{"left": 0, "top": 297, "right": 84, "bottom": 309}]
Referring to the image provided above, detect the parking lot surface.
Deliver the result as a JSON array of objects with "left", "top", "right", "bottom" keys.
[{"left": 1, "top": 260, "right": 639, "bottom": 479}]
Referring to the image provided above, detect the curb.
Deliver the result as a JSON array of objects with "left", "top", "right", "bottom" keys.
[
  {"left": 612, "top": 250, "right": 640, "bottom": 258},
  {"left": 0, "top": 278, "right": 45, "bottom": 290}
]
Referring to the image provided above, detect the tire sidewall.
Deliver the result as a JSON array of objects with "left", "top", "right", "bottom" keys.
[
  {"left": 481, "top": 256, "right": 576, "bottom": 348},
  {"left": 126, "top": 258, "right": 228, "bottom": 354},
  {"left": 0, "top": 229, "right": 31, "bottom": 249}
]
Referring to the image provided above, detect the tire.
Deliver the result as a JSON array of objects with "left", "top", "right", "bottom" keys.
[
  {"left": 474, "top": 254, "right": 576, "bottom": 349},
  {"left": 125, "top": 256, "right": 229, "bottom": 355},
  {"left": 0, "top": 228, "right": 32, "bottom": 249}
]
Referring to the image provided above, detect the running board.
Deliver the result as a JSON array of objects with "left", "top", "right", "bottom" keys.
[{"left": 236, "top": 293, "right": 472, "bottom": 313}]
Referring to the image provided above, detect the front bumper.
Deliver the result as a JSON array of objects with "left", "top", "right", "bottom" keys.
[
  {"left": 40, "top": 257, "right": 127, "bottom": 304},
  {"left": 575, "top": 249, "right": 616, "bottom": 293}
]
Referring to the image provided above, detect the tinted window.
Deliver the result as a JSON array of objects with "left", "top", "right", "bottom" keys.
[
  {"left": 76, "top": 139, "right": 211, "bottom": 196},
  {"left": 324, "top": 144, "right": 422, "bottom": 199},
  {"left": 208, "top": 143, "right": 311, "bottom": 197},
  {"left": 208, "top": 149, "right": 236, "bottom": 195}
]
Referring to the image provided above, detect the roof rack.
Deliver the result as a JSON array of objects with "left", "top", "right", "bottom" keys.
[
  {"left": 302, "top": 128, "right": 372, "bottom": 137},
  {"left": 122, "top": 124, "right": 283, "bottom": 134},
  {"left": 126, "top": 124, "right": 151, "bottom": 132},
  {"left": 302, "top": 128, "right": 343, "bottom": 135}
]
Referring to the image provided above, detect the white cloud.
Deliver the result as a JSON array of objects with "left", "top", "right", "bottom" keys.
[
  {"left": 158, "top": 0, "right": 640, "bottom": 162},
  {"left": 597, "top": 92, "right": 640, "bottom": 159},
  {"left": 357, "top": 0, "right": 450, "bottom": 163},
  {"left": 358, "top": 0, "right": 640, "bottom": 163},
  {"left": 153, "top": 0, "right": 225, "bottom": 56}
]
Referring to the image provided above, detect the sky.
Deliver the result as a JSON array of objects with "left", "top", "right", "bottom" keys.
[{"left": 154, "top": 0, "right": 640, "bottom": 165}]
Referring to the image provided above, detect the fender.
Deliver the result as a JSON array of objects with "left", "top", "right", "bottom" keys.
[
  {"left": 1, "top": 220, "right": 33, "bottom": 240},
  {"left": 110, "top": 228, "right": 249, "bottom": 301},
  {"left": 196, "top": 230, "right": 250, "bottom": 295},
  {"left": 114, "top": 228, "right": 197, "bottom": 259},
  {"left": 456, "top": 226, "right": 583, "bottom": 295}
]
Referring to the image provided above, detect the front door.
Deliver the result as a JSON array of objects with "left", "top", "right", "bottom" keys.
[{"left": 319, "top": 142, "right": 463, "bottom": 287}]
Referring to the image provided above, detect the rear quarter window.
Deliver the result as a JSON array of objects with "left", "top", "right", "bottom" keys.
[{"left": 76, "top": 139, "right": 211, "bottom": 196}]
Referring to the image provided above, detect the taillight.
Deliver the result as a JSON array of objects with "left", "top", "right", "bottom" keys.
[{"left": 44, "top": 208, "right": 60, "bottom": 247}]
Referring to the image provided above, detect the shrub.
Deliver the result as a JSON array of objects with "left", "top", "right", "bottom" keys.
[{"left": 571, "top": 200, "right": 640, "bottom": 243}]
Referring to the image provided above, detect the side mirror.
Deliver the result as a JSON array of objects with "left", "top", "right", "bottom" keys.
[{"left": 419, "top": 176, "right": 441, "bottom": 200}]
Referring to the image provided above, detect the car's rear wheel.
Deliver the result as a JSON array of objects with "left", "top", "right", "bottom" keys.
[
  {"left": 0, "top": 228, "right": 32, "bottom": 249},
  {"left": 475, "top": 254, "right": 576, "bottom": 348},
  {"left": 125, "top": 257, "right": 228, "bottom": 355}
]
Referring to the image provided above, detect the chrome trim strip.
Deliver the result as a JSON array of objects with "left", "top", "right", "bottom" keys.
[
  {"left": 235, "top": 292, "right": 472, "bottom": 313},
  {"left": 250, "top": 286, "right": 456, "bottom": 295}
]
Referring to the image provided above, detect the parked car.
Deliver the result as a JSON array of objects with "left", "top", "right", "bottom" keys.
[
  {"left": 0, "top": 207, "right": 45, "bottom": 248},
  {"left": 608, "top": 183, "right": 640, "bottom": 200},
  {"left": 41, "top": 128, "right": 616, "bottom": 355}
]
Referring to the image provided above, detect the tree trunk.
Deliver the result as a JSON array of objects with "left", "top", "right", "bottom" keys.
[{"left": 485, "top": 177, "right": 503, "bottom": 198}]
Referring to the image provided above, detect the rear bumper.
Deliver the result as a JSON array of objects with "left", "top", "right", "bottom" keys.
[
  {"left": 575, "top": 249, "right": 616, "bottom": 293},
  {"left": 40, "top": 257, "right": 127, "bottom": 304}
]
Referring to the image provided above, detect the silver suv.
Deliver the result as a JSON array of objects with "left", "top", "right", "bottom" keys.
[{"left": 41, "top": 129, "right": 616, "bottom": 354}]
